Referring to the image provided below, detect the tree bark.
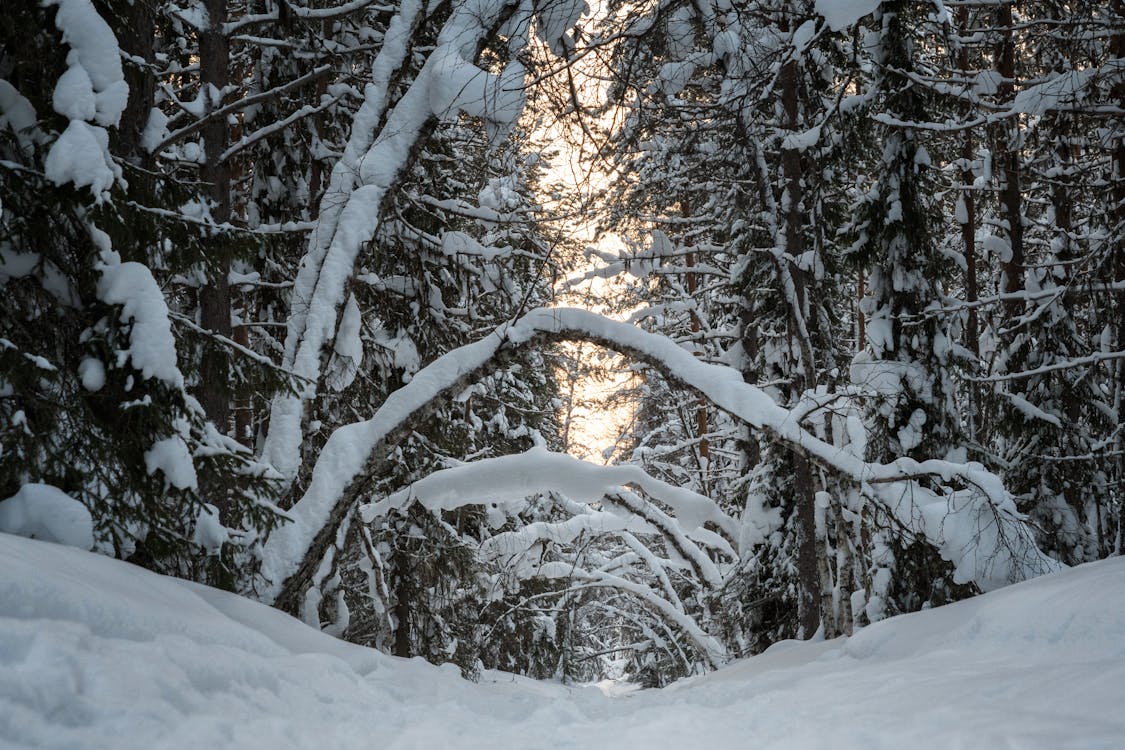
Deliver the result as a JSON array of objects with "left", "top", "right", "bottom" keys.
[
  {"left": 793, "top": 451, "right": 820, "bottom": 639},
  {"left": 116, "top": 1, "right": 156, "bottom": 167},
  {"left": 393, "top": 545, "right": 412, "bottom": 657},
  {"left": 780, "top": 44, "right": 820, "bottom": 640},
  {"left": 996, "top": 3, "right": 1024, "bottom": 319},
  {"left": 199, "top": 0, "right": 233, "bottom": 434},
  {"left": 681, "top": 196, "right": 709, "bottom": 464},
  {"left": 957, "top": 6, "right": 981, "bottom": 440},
  {"left": 1111, "top": 0, "right": 1125, "bottom": 554}
]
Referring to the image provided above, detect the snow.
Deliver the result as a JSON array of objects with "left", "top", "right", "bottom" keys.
[
  {"left": 141, "top": 107, "right": 169, "bottom": 153},
  {"left": 781, "top": 123, "right": 822, "bottom": 152},
  {"left": 791, "top": 19, "right": 817, "bottom": 53},
  {"left": 429, "top": 53, "right": 526, "bottom": 127},
  {"left": 1010, "top": 65, "right": 1116, "bottom": 116},
  {"left": 77, "top": 357, "right": 105, "bottom": 391},
  {"left": 479, "top": 510, "right": 651, "bottom": 561},
  {"left": 96, "top": 253, "right": 186, "bottom": 388},
  {"left": 664, "top": 6, "right": 695, "bottom": 59},
  {"left": 52, "top": 65, "right": 97, "bottom": 122},
  {"left": 326, "top": 293, "right": 363, "bottom": 392},
  {"left": 0, "top": 485, "right": 93, "bottom": 550},
  {"left": 1005, "top": 392, "right": 1063, "bottom": 427},
  {"left": 815, "top": 0, "right": 880, "bottom": 32},
  {"left": 40, "top": 0, "right": 128, "bottom": 200},
  {"left": 536, "top": 0, "right": 589, "bottom": 57},
  {"left": 143, "top": 435, "right": 199, "bottom": 491},
  {"left": 3, "top": 532, "right": 1124, "bottom": 749},
  {"left": 43, "top": 120, "right": 120, "bottom": 198},
  {"left": 360, "top": 447, "right": 738, "bottom": 542},
  {"left": 0, "top": 80, "right": 37, "bottom": 149},
  {"left": 47, "top": 0, "right": 129, "bottom": 127},
  {"left": 655, "top": 61, "right": 696, "bottom": 96},
  {"left": 192, "top": 504, "right": 228, "bottom": 555}
]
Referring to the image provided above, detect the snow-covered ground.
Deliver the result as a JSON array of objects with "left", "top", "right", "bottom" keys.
[{"left": 2, "top": 532, "right": 1123, "bottom": 750}]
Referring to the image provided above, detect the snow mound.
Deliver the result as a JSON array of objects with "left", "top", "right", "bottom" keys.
[
  {"left": 2, "top": 532, "right": 1124, "bottom": 749},
  {"left": 0, "top": 485, "right": 93, "bottom": 550}
]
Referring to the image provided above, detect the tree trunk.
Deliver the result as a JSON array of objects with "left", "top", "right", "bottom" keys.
[
  {"left": 996, "top": 3, "right": 1024, "bottom": 319},
  {"left": 957, "top": 6, "right": 981, "bottom": 440},
  {"left": 1112, "top": 0, "right": 1125, "bottom": 554},
  {"left": 116, "top": 1, "right": 156, "bottom": 167},
  {"left": 793, "top": 451, "right": 819, "bottom": 639},
  {"left": 780, "top": 46, "right": 820, "bottom": 640},
  {"left": 198, "top": 0, "right": 233, "bottom": 433},
  {"left": 680, "top": 197, "right": 710, "bottom": 465},
  {"left": 817, "top": 501, "right": 836, "bottom": 639},
  {"left": 833, "top": 498, "right": 856, "bottom": 635},
  {"left": 393, "top": 546, "right": 412, "bottom": 657}
]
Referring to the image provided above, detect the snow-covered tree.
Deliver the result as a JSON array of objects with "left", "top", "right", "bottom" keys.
[{"left": 0, "top": 0, "right": 286, "bottom": 588}]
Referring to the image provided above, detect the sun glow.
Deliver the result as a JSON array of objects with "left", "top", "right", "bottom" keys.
[{"left": 527, "top": 6, "right": 640, "bottom": 465}]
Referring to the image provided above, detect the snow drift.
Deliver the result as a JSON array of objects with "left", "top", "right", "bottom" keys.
[{"left": 2, "top": 532, "right": 1123, "bottom": 749}]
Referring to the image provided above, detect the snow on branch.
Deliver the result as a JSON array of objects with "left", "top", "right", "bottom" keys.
[
  {"left": 97, "top": 253, "right": 186, "bottom": 389},
  {"left": 153, "top": 65, "right": 333, "bottom": 154},
  {"left": 477, "top": 506, "right": 653, "bottom": 566},
  {"left": 219, "top": 95, "right": 345, "bottom": 163},
  {"left": 224, "top": 0, "right": 395, "bottom": 35},
  {"left": 43, "top": 0, "right": 129, "bottom": 199},
  {"left": 356, "top": 447, "right": 735, "bottom": 590},
  {"left": 966, "top": 350, "right": 1125, "bottom": 383},
  {"left": 537, "top": 562, "right": 727, "bottom": 666},
  {"left": 262, "top": 307, "right": 1056, "bottom": 610},
  {"left": 360, "top": 447, "right": 737, "bottom": 541},
  {"left": 262, "top": 0, "right": 530, "bottom": 482},
  {"left": 814, "top": 0, "right": 879, "bottom": 33},
  {"left": 505, "top": 309, "right": 1059, "bottom": 590}
]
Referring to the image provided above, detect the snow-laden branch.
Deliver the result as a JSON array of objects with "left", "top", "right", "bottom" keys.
[
  {"left": 477, "top": 507, "right": 652, "bottom": 565},
  {"left": 260, "top": 307, "right": 1058, "bottom": 610},
  {"left": 357, "top": 447, "right": 736, "bottom": 589},
  {"left": 360, "top": 447, "right": 737, "bottom": 541},
  {"left": 224, "top": 0, "right": 394, "bottom": 35},
  {"left": 260, "top": 333, "right": 505, "bottom": 600},
  {"left": 500, "top": 309, "right": 1058, "bottom": 591},
  {"left": 219, "top": 95, "right": 344, "bottom": 163},
  {"left": 967, "top": 350, "right": 1125, "bottom": 383},
  {"left": 617, "top": 531, "right": 687, "bottom": 615},
  {"left": 153, "top": 65, "right": 333, "bottom": 154},
  {"left": 262, "top": 0, "right": 528, "bottom": 481},
  {"left": 537, "top": 562, "right": 727, "bottom": 667},
  {"left": 600, "top": 490, "right": 725, "bottom": 590},
  {"left": 43, "top": 0, "right": 129, "bottom": 200}
]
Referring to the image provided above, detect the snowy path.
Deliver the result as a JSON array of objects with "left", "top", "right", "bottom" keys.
[{"left": 2, "top": 533, "right": 1123, "bottom": 750}]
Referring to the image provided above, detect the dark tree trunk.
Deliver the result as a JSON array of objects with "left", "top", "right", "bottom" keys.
[
  {"left": 957, "top": 6, "right": 981, "bottom": 439},
  {"left": 393, "top": 547, "right": 412, "bottom": 657},
  {"left": 198, "top": 0, "right": 233, "bottom": 434},
  {"left": 793, "top": 451, "right": 820, "bottom": 638},
  {"left": 116, "top": 1, "right": 156, "bottom": 167},
  {"left": 996, "top": 3, "right": 1024, "bottom": 319},
  {"left": 780, "top": 47, "right": 820, "bottom": 640},
  {"left": 1112, "top": 0, "right": 1125, "bottom": 554}
]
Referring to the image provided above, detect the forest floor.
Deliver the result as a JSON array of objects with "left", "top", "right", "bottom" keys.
[{"left": 2, "top": 532, "right": 1123, "bottom": 750}]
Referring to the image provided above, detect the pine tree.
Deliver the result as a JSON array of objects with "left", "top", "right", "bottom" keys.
[{"left": 0, "top": 0, "right": 286, "bottom": 590}]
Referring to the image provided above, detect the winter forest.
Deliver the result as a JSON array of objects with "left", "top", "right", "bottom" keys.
[{"left": 1, "top": 0, "right": 1124, "bottom": 745}]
